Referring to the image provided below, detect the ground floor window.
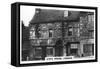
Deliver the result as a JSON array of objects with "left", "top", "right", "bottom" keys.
[
  {"left": 70, "top": 49, "right": 78, "bottom": 57},
  {"left": 83, "top": 44, "right": 94, "bottom": 56},
  {"left": 34, "top": 47, "right": 42, "bottom": 58},
  {"left": 46, "top": 47, "right": 54, "bottom": 57},
  {"left": 66, "top": 43, "right": 79, "bottom": 57}
]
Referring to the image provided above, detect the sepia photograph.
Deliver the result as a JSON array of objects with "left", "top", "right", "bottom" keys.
[{"left": 20, "top": 5, "right": 96, "bottom": 64}]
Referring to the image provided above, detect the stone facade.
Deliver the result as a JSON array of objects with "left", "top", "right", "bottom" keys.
[{"left": 22, "top": 9, "right": 94, "bottom": 61}]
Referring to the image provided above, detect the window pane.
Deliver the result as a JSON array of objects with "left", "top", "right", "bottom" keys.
[
  {"left": 49, "top": 29, "right": 53, "bottom": 38},
  {"left": 46, "top": 47, "right": 54, "bottom": 57},
  {"left": 83, "top": 44, "right": 94, "bottom": 56},
  {"left": 34, "top": 47, "right": 42, "bottom": 58},
  {"left": 71, "top": 44, "right": 78, "bottom": 49},
  {"left": 68, "top": 28, "right": 72, "bottom": 36}
]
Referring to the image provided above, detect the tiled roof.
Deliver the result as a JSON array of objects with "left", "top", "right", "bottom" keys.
[{"left": 30, "top": 9, "right": 80, "bottom": 24}]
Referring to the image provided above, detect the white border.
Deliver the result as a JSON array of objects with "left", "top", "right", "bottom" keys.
[{"left": 20, "top": 5, "right": 96, "bottom": 64}]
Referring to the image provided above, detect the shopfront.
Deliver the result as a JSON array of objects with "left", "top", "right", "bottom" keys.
[
  {"left": 65, "top": 42, "right": 80, "bottom": 57},
  {"left": 80, "top": 39, "right": 94, "bottom": 57}
]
